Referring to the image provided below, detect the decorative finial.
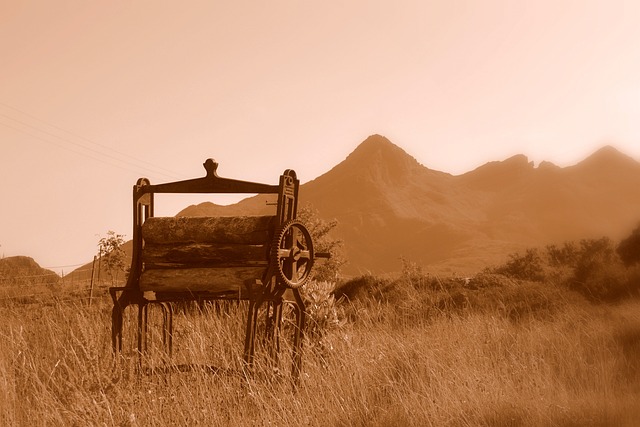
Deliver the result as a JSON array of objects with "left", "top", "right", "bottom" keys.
[{"left": 203, "top": 158, "right": 219, "bottom": 178}]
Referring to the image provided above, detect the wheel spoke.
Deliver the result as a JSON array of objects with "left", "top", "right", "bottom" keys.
[
  {"left": 278, "top": 248, "right": 290, "bottom": 258},
  {"left": 292, "top": 226, "right": 301, "bottom": 248},
  {"left": 291, "top": 260, "right": 299, "bottom": 282},
  {"left": 297, "top": 259, "right": 309, "bottom": 277}
]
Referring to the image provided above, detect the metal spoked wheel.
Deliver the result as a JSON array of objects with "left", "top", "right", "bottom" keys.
[{"left": 271, "top": 220, "right": 314, "bottom": 288}]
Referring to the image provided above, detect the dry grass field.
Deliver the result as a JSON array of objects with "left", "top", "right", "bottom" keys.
[{"left": 0, "top": 275, "right": 639, "bottom": 427}]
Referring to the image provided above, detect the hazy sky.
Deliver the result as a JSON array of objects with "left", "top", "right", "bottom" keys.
[{"left": 2, "top": 1, "right": 640, "bottom": 274}]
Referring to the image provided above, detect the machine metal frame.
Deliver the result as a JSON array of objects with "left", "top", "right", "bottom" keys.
[{"left": 109, "top": 159, "right": 313, "bottom": 382}]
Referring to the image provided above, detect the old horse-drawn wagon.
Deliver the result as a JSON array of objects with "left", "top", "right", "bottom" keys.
[{"left": 109, "top": 159, "right": 319, "bottom": 382}]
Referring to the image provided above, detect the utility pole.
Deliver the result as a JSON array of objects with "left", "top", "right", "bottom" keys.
[{"left": 89, "top": 255, "right": 97, "bottom": 307}]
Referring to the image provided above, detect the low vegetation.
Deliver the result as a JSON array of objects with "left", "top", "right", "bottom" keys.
[
  {"left": 1, "top": 225, "right": 639, "bottom": 425},
  {"left": 0, "top": 270, "right": 638, "bottom": 426},
  {"left": 492, "top": 236, "right": 640, "bottom": 302}
]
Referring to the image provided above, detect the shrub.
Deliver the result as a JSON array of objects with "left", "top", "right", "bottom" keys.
[
  {"left": 302, "top": 280, "right": 346, "bottom": 346},
  {"left": 627, "top": 265, "right": 640, "bottom": 296},
  {"left": 493, "top": 248, "right": 546, "bottom": 281},
  {"left": 332, "top": 274, "right": 391, "bottom": 303},
  {"left": 297, "top": 205, "right": 346, "bottom": 281},
  {"left": 493, "top": 237, "right": 640, "bottom": 303},
  {"left": 569, "top": 238, "right": 633, "bottom": 302},
  {"left": 546, "top": 241, "right": 579, "bottom": 267},
  {"left": 466, "top": 272, "right": 513, "bottom": 289},
  {"left": 399, "top": 256, "right": 430, "bottom": 290},
  {"left": 572, "top": 261, "right": 640, "bottom": 302},
  {"left": 617, "top": 224, "right": 640, "bottom": 267},
  {"left": 97, "top": 230, "right": 127, "bottom": 286}
]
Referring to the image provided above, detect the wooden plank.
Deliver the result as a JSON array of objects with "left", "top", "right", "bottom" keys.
[
  {"left": 142, "top": 242, "right": 268, "bottom": 269},
  {"left": 142, "top": 216, "right": 276, "bottom": 245},
  {"left": 143, "top": 283, "right": 261, "bottom": 302},
  {"left": 139, "top": 266, "right": 265, "bottom": 293}
]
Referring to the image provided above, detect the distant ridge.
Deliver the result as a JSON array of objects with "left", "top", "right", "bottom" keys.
[
  {"left": 72, "top": 135, "right": 640, "bottom": 277},
  {"left": 0, "top": 256, "right": 59, "bottom": 285},
  {"left": 578, "top": 145, "right": 638, "bottom": 166}
]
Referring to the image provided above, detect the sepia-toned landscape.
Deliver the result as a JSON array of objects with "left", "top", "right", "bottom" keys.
[
  {"left": 3, "top": 2, "right": 640, "bottom": 426},
  {"left": 2, "top": 136, "right": 640, "bottom": 426}
]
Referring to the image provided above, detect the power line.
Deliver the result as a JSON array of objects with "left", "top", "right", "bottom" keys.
[
  {"left": 0, "top": 103, "right": 186, "bottom": 181},
  {"left": 0, "top": 102, "right": 185, "bottom": 178},
  {"left": 0, "top": 115, "right": 181, "bottom": 181},
  {"left": 0, "top": 265, "right": 95, "bottom": 281},
  {"left": 42, "top": 262, "right": 86, "bottom": 269},
  {"left": 0, "top": 119, "right": 156, "bottom": 178}
]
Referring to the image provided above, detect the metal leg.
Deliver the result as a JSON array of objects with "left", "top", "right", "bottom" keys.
[
  {"left": 263, "top": 301, "right": 274, "bottom": 345},
  {"left": 137, "top": 303, "right": 149, "bottom": 368},
  {"left": 160, "top": 304, "right": 168, "bottom": 350},
  {"left": 110, "top": 288, "right": 129, "bottom": 354},
  {"left": 162, "top": 302, "right": 174, "bottom": 359},
  {"left": 291, "top": 289, "right": 306, "bottom": 386},
  {"left": 243, "top": 296, "right": 264, "bottom": 369},
  {"left": 111, "top": 304, "right": 124, "bottom": 353},
  {"left": 265, "top": 300, "right": 284, "bottom": 365}
]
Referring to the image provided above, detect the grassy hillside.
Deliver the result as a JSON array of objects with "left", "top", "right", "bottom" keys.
[
  {"left": 0, "top": 256, "right": 59, "bottom": 286},
  {"left": 1, "top": 268, "right": 639, "bottom": 426}
]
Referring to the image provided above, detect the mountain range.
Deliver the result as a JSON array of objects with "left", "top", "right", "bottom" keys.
[
  {"left": 57, "top": 135, "right": 640, "bottom": 281},
  {"left": 177, "top": 135, "right": 640, "bottom": 275}
]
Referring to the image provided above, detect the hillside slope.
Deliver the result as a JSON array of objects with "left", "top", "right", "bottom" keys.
[{"left": 0, "top": 256, "right": 59, "bottom": 285}]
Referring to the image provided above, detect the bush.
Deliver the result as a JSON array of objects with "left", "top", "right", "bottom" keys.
[
  {"left": 97, "top": 230, "right": 127, "bottom": 286},
  {"left": 546, "top": 241, "right": 579, "bottom": 267},
  {"left": 399, "top": 256, "right": 431, "bottom": 290},
  {"left": 332, "top": 274, "right": 391, "bottom": 303},
  {"left": 492, "top": 237, "right": 640, "bottom": 303},
  {"left": 297, "top": 205, "right": 346, "bottom": 282},
  {"left": 569, "top": 238, "right": 632, "bottom": 302},
  {"left": 617, "top": 224, "right": 640, "bottom": 267},
  {"left": 493, "top": 248, "right": 546, "bottom": 281},
  {"left": 572, "top": 261, "right": 640, "bottom": 302},
  {"left": 302, "top": 280, "right": 346, "bottom": 345},
  {"left": 466, "top": 272, "right": 511, "bottom": 289}
]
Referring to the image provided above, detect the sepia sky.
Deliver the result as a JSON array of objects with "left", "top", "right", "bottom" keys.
[{"left": 2, "top": 0, "right": 640, "bottom": 274}]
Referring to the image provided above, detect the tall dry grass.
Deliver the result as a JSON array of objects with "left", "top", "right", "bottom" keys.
[{"left": 0, "top": 280, "right": 639, "bottom": 426}]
